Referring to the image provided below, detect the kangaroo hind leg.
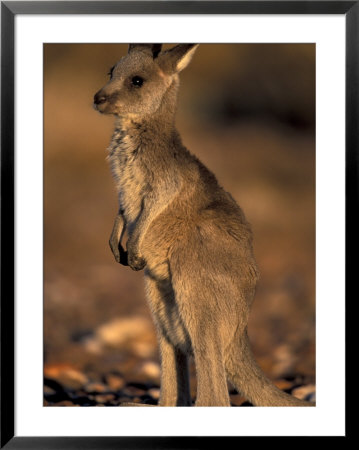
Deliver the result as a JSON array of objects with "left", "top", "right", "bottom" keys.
[
  {"left": 192, "top": 331, "right": 230, "bottom": 406},
  {"left": 170, "top": 282, "right": 231, "bottom": 406},
  {"left": 145, "top": 274, "right": 192, "bottom": 406}
]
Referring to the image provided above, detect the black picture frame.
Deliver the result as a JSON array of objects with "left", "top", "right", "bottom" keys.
[{"left": 1, "top": 1, "right": 354, "bottom": 447}]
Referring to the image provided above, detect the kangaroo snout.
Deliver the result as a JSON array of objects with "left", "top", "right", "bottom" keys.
[
  {"left": 93, "top": 90, "right": 108, "bottom": 112},
  {"left": 94, "top": 91, "right": 107, "bottom": 105}
]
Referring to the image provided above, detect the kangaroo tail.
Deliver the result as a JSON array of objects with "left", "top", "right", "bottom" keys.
[{"left": 225, "top": 330, "right": 314, "bottom": 406}]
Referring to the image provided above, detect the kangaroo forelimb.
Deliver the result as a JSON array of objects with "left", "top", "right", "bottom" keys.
[
  {"left": 126, "top": 183, "right": 180, "bottom": 271},
  {"left": 109, "top": 212, "right": 128, "bottom": 266}
]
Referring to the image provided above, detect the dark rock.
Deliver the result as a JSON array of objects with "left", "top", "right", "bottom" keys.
[
  {"left": 126, "top": 381, "right": 150, "bottom": 390},
  {"left": 140, "top": 394, "right": 158, "bottom": 405},
  {"left": 71, "top": 395, "right": 97, "bottom": 406},
  {"left": 70, "top": 329, "right": 94, "bottom": 343},
  {"left": 44, "top": 377, "right": 65, "bottom": 392}
]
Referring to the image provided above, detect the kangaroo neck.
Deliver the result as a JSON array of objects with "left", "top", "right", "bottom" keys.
[
  {"left": 112, "top": 78, "right": 179, "bottom": 152},
  {"left": 114, "top": 114, "right": 175, "bottom": 147}
]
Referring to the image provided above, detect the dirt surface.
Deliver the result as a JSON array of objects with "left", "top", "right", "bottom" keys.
[{"left": 44, "top": 362, "right": 315, "bottom": 407}]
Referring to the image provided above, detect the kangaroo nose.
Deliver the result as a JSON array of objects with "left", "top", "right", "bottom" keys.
[{"left": 94, "top": 92, "right": 107, "bottom": 105}]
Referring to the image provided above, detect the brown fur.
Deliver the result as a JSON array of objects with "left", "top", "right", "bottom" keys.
[{"left": 94, "top": 44, "right": 314, "bottom": 407}]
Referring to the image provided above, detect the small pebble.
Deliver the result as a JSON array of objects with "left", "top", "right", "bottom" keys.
[
  {"left": 95, "top": 316, "right": 153, "bottom": 347},
  {"left": 292, "top": 384, "right": 316, "bottom": 402},
  {"left": 132, "top": 342, "right": 155, "bottom": 358},
  {"left": 274, "top": 379, "right": 294, "bottom": 391},
  {"left": 230, "top": 394, "right": 247, "bottom": 406},
  {"left": 105, "top": 373, "right": 125, "bottom": 391},
  {"left": 148, "top": 388, "right": 160, "bottom": 400},
  {"left": 52, "top": 400, "right": 77, "bottom": 407},
  {"left": 117, "top": 396, "right": 133, "bottom": 404},
  {"left": 94, "top": 394, "right": 116, "bottom": 403},
  {"left": 139, "top": 361, "right": 160, "bottom": 380},
  {"left": 123, "top": 386, "right": 146, "bottom": 397},
  {"left": 44, "top": 385, "right": 57, "bottom": 396},
  {"left": 51, "top": 368, "right": 88, "bottom": 390},
  {"left": 84, "top": 382, "right": 108, "bottom": 394}
]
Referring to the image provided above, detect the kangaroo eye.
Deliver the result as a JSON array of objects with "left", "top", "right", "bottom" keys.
[{"left": 131, "top": 76, "right": 144, "bottom": 87}]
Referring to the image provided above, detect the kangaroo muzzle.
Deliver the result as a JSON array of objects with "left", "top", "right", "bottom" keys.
[{"left": 93, "top": 90, "right": 108, "bottom": 110}]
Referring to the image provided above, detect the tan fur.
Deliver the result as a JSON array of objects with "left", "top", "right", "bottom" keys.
[{"left": 94, "top": 44, "right": 314, "bottom": 407}]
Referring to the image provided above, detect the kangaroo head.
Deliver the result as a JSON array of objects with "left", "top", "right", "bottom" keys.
[{"left": 94, "top": 44, "right": 199, "bottom": 118}]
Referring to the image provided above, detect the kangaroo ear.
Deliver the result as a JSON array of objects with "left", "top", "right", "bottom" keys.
[
  {"left": 158, "top": 44, "right": 199, "bottom": 74},
  {"left": 128, "top": 44, "right": 162, "bottom": 59}
]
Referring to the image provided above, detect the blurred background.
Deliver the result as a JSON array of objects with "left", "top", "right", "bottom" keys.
[{"left": 44, "top": 44, "right": 315, "bottom": 406}]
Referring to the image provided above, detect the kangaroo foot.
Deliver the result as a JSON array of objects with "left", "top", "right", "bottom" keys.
[{"left": 120, "top": 402, "right": 157, "bottom": 407}]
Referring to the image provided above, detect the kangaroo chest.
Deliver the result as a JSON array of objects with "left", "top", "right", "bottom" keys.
[{"left": 108, "top": 131, "right": 147, "bottom": 229}]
